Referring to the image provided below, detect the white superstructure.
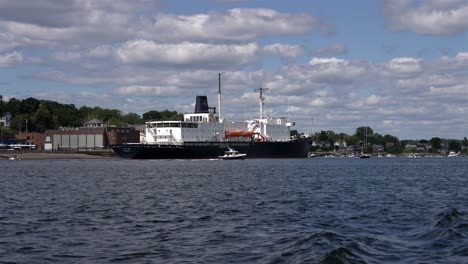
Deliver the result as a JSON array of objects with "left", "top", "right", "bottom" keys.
[
  {"left": 144, "top": 116, "right": 293, "bottom": 145},
  {"left": 144, "top": 94, "right": 295, "bottom": 145}
]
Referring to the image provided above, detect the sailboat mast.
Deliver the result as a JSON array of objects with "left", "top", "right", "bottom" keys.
[
  {"left": 365, "top": 126, "right": 368, "bottom": 153},
  {"left": 218, "top": 73, "right": 223, "bottom": 122}
]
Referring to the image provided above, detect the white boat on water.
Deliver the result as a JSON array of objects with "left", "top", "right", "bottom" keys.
[
  {"left": 9, "top": 155, "right": 20, "bottom": 161},
  {"left": 218, "top": 148, "right": 246, "bottom": 160},
  {"left": 448, "top": 151, "right": 460, "bottom": 157}
]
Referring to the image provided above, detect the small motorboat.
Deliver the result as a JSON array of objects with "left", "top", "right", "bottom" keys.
[
  {"left": 9, "top": 155, "right": 21, "bottom": 161},
  {"left": 359, "top": 153, "right": 371, "bottom": 159},
  {"left": 218, "top": 148, "right": 247, "bottom": 160}
]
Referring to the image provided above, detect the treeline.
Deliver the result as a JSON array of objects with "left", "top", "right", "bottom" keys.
[
  {"left": 0, "top": 96, "right": 183, "bottom": 133},
  {"left": 310, "top": 127, "right": 468, "bottom": 153}
]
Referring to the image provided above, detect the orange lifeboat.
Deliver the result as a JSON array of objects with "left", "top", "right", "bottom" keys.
[{"left": 225, "top": 130, "right": 254, "bottom": 137}]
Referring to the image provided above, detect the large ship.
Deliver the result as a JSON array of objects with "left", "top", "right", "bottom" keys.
[{"left": 112, "top": 77, "right": 312, "bottom": 159}]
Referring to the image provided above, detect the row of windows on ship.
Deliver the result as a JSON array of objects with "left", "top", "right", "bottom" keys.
[{"left": 148, "top": 122, "right": 199, "bottom": 128}]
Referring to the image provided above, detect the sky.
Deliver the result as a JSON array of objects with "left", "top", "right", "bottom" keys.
[{"left": 0, "top": 0, "right": 467, "bottom": 139}]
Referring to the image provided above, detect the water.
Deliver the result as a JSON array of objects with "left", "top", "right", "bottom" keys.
[{"left": 1, "top": 157, "right": 468, "bottom": 263}]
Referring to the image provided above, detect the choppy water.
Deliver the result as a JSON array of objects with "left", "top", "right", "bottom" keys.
[{"left": 1, "top": 157, "right": 468, "bottom": 263}]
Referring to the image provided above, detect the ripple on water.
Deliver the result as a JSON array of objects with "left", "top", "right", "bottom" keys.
[{"left": 0, "top": 158, "right": 468, "bottom": 263}]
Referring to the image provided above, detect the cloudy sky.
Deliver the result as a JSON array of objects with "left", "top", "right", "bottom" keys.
[{"left": 0, "top": 0, "right": 467, "bottom": 139}]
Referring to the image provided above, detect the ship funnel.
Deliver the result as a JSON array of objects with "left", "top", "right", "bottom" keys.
[{"left": 194, "top": 96, "right": 209, "bottom": 113}]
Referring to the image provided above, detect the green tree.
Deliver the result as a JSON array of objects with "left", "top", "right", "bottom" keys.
[
  {"left": 343, "top": 134, "right": 359, "bottom": 145},
  {"left": 462, "top": 137, "right": 468, "bottom": 147},
  {"left": 143, "top": 110, "right": 183, "bottom": 121},
  {"left": 355, "top": 126, "right": 374, "bottom": 142},
  {"left": 107, "top": 117, "right": 127, "bottom": 127},
  {"left": 318, "top": 130, "right": 329, "bottom": 142},
  {"left": 448, "top": 140, "right": 461, "bottom": 152},
  {"left": 5, "top": 97, "right": 20, "bottom": 116},
  {"left": 20, "top": 97, "right": 41, "bottom": 114},
  {"left": 382, "top": 134, "right": 400, "bottom": 152},
  {"left": 369, "top": 133, "right": 384, "bottom": 145},
  {"left": 143, "top": 111, "right": 162, "bottom": 121},
  {"left": 41, "top": 100, "right": 81, "bottom": 127},
  {"left": 33, "top": 105, "right": 57, "bottom": 132},
  {"left": 10, "top": 113, "right": 30, "bottom": 131},
  {"left": 430, "top": 137, "right": 442, "bottom": 152},
  {"left": 123, "top": 112, "right": 143, "bottom": 124},
  {"left": 290, "top": 129, "right": 299, "bottom": 138},
  {"left": 0, "top": 95, "right": 4, "bottom": 116}
]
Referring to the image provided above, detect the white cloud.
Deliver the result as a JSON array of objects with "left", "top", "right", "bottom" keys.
[
  {"left": 116, "top": 40, "right": 259, "bottom": 68},
  {"left": 306, "top": 57, "right": 367, "bottom": 83},
  {"left": 365, "top": 94, "right": 382, "bottom": 105},
  {"left": 384, "top": 0, "right": 468, "bottom": 35},
  {"left": 144, "top": 8, "right": 331, "bottom": 43},
  {"left": 0, "top": 51, "right": 23, "bottom": 67},
  {"left": 115, "top": 85, "right": 182, "bottom": 97},
  {"left": 386, "top": 57, "right": 423, "bottom": 76},
  {"left": 263, "top": 44, "right": 303, "bottom": 59}
]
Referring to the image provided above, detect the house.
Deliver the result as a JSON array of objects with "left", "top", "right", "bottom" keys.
[
  {"left": 0, "top": 112, "right": 12, "bottom": 127},
  {"left": 416, "top": 143, "right": 431, "bottom": 151},
  {"left": 85, "top": 119, "right": 104, "bottom": 128},
  {"left": 404, "top": 144, "right": 417, "bottom": 150},
  {"left": 373, "top": 144, "right": 384, "bottom": 153}
]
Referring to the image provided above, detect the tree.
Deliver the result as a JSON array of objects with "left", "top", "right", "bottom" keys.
[
  {"left": 463, "top": 137, "right": 468, "bottom": 147},
  {"left": 355, "top": 126, "right": 374, "bottom": 142},
  {"left": 448, "top": 140, "right": 461, "bottom": 152},
  {"left": 430, "top": 137, "right": 441, "bottom": 152},
  {"left": 0, "top": 95, "right": 4, "bottom": 116},
  {"left": 369, "top": 133, "right": 384, "bottom": 145},
  {"left": 10, "top": 113, "right": 30, "bottom": 131},
  {"left": 33, "top": 105, "right": 57, "bottom": 132},
  {"left": 142, "top": 110, "right": 182, "bottom": 121},
  {"left": 5, "top": 97, "right": 20, "bottom": 116},
  {"left": 318, "top": 130, "right": 329, "bottom": 142},
  {"left": 290, "top": 129, "right": 299, "bottom": 138},
  {"left": 20, "top": 97, "right": 41, "bottom": 114},
  {"left": 123, "top": 112, "right": 143, "bottom": 125},
  {"left": 143, "top": 111, "right": 162, "bottom": 121},
  {"left": 41, "top": 100, "right": 81, "bottom": 127},
  {"left": 107, "top": 117, "right": 127, "bottom": 127}
]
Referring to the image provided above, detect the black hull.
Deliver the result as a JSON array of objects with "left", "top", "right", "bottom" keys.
[{"left": 112, "top": 138, "right": 312, "bottom": 159}]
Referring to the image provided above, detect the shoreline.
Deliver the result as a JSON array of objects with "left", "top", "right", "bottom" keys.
[{"left": 0, "top": 150, "right": 118, "bottom": 160}]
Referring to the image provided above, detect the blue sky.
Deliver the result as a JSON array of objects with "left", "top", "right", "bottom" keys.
[{"left": 0, "top": 0, "right": 467, "bottom": 139}]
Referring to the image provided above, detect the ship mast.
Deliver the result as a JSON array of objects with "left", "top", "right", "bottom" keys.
[
  {"left": 218, "top": 73, "right": 222, "bottom": 122},
  {"left": 254, "top": 87, "right": 268, "bottom": 119}
]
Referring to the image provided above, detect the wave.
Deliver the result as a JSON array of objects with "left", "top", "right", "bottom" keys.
[
  {"left": 433, "top": 208, "right": 467, "bottom": 228},
  {"left": 417, "top": 208, "right": 468, "bottom": 241},
  {"left": 412, "top": 208, "right": 468, "bottom": 261},
  {"left": 265, "top": 231, "right": 373, "bottom": 264}
]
